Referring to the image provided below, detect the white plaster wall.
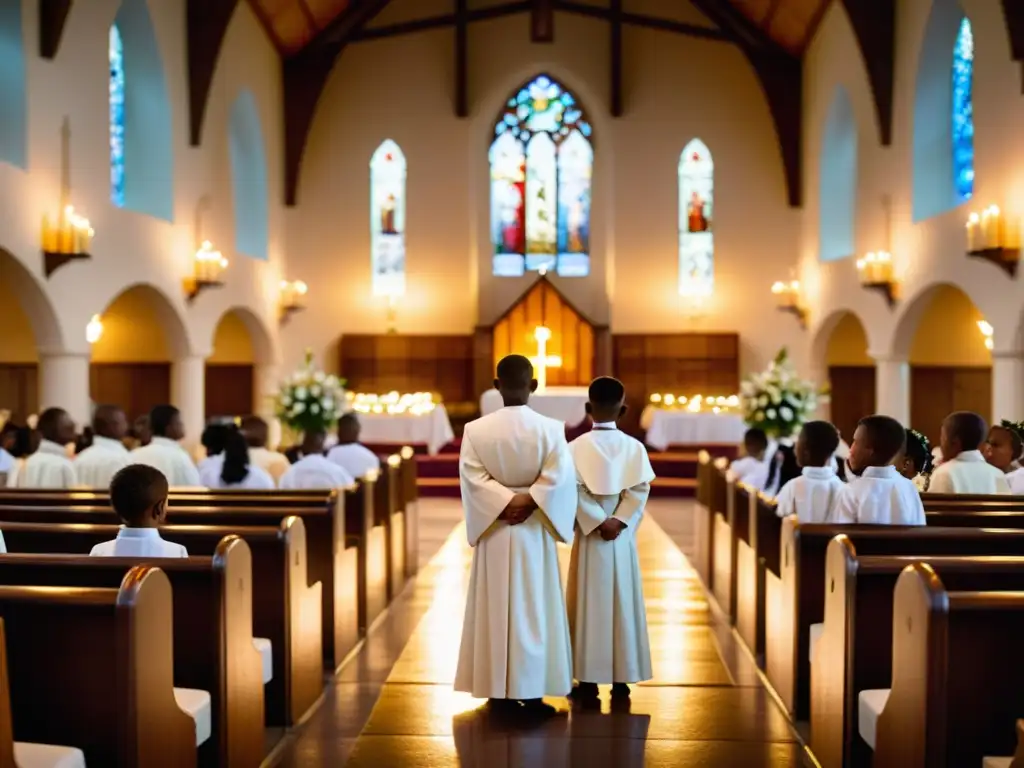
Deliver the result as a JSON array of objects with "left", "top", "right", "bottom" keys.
[{"left": 0, "top": 0, "right": 282, "bottom": 364}]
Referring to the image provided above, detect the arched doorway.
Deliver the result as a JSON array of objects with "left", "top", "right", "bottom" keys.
[
  {"left": 89, "top": 284, "right": 187, "bottom": 423},
  {"left": 901, "top": 284, "right": 991, "bottom": 443},
  {"left": 820, "top": 312, "right": 874, "bottom": 444},
  {"left": 205, "top": 308, "right": 273, "bottom": 419}
]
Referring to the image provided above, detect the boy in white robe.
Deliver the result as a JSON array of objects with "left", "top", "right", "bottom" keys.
[
  {"left": 774, "top": 421, "right": 844, "bottom": 523},
  {"left": 455, "top": 354, "right": 576, "bottom": 715},
  {"left": 13, "top": 407, "right": 76, "bottom": 489},
  {"left": 729, "top": 428, "right": 775, "bottom": 492},
  {"left": 327, "top": 413, "right": 381, "bottom": 479},
  {"left": 278, "top": 428, "right": 354, "bottom": 489},
  {"left": 129, "top": 405, "right": 203, "bottom": 488},
  {"left": 73, "top": 405, "right": 130, "bottom": 489},
  {"left": 833, "top": 415, "right": 926, "bottom": 525},
  {"left": 566, "top": 377, "right": 654, "bottom": 699},
  {"left": 90, "top": 465, "right": 187, "bottom": 558},
  {"left": 929, "top": 411, "right": 1010, "bottom": 494}
]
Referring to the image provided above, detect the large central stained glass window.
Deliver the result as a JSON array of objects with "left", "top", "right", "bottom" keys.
[{"left": 490, "top": 75, "right": 593, "bottom": 277}]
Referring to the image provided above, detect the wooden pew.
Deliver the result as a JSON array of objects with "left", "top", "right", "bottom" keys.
[
  {"left": 923, "top": 493, "right": 1024, "bottom": 512},
  {"left": 812, "top": 538, "right": 1024, "bottom": 768},
  {"left": 694, "top": 456, "right": 728, "bottom": 591},
  {"left": 399, "top": 446, "right": 419, "bottom": 578},
  {"left": 0, "top": 493, "right": 358, "bottom": 672},
  {"left": 344, "top": 479, "right": 387, "bottom": 635},
  {"left": 0, "top": 566, "right": 198, "bottom": 766},
  {"left": 734, "top": 491, "right": 777, "bottom": 663},
  {"left": 873, "top": 564, "right": 1024, "bottom": 767},
  {"left": 0, "top": 519, "right": 323, "bottom": 730},
  {"left": 378, "top": 457, "right": 406, "bottom": 600},
  {"left": 0, "top": 539, "right": 264, "bottom": 767},
  {"left": 767, "top": 518, "right": 1024, "bottom": 722}
]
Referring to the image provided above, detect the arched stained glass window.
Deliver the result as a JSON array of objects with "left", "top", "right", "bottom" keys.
[
  {"left": 370, "top": 140, "right": 407, "bottom": 296},
  {"left": 490, "top": 75, "right": 592, "bottom": 277},
  {"left": 109, "top": 24, "right": 125, "bottom": 207},
  {"left": 952, "top": 17, "right": 974, "bottom": 202},
  {"left": 678, "top": 139, "right": 713, "bottom": 297}
]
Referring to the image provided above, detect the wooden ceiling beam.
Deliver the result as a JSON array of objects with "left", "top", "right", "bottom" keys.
[
  {"left": 455, "top": 0, "right": 468, "bottom": 117},
  {"left": 800, "top": 0, "right": 832, "bottom": 50},
  {"left": 840, "top": 0, "right": 894, "bottom": 145},
  {"left": 555, "top": 1, "right": 730, "bottom": 42},
  {"left": 531, "top": 0, "right": 554, "bottom": 42},
  {"left": 303, "top": 0, "right": 393, "bottom": 51},
  {"left": 244, "top": 0, "right": 288, "bottom": 51},
  {"left": 351, "top": 2, "right": 529, "bottom": 42},
  {"left": 1001, "top": 0, "right": 1024, "bottom": 92},
  {"left": 610, "top": 0, "right": 622, "bottom": 116},
  {"left": 295, "top": 0, "right": 319, "bottom": 36},
  {"left": 763, "top": 0, "right": 784, "bottom": 30},
  {"left": 187, "top": 0, "right": 240, "bottom": 146},
  {"left": 39, "top": 0, "right": 73, "bottom": 59}
]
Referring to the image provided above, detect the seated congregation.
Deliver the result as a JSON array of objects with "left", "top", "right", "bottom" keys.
[
  {"left": 0, "top": 403, "right": 416, "bottom": 766},
  {"left": 698, "top": 407, "right": 1024, "bottom": 767}
]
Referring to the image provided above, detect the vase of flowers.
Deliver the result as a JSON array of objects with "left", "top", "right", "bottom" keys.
[
  {"left": 739, "top": 348, "right": 823, "bottom": 439},
  {"left": 275, "top": 350, "right": 347, "bottom": 437}
]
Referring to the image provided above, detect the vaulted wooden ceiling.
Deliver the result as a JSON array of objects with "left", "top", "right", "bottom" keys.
[{"left": 245, "top": 0, "right": 351, "bottom": 56}]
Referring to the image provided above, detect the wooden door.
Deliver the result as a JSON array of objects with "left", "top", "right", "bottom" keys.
[
  {"left": 910, "top": 366, "right": 992, "bottom": 445},
  {"left": 89, "top": 363, "right": 171, "bottom": 421},
  {"left": 0, "top": 365, "right": 38, "bottom": 422},
  {"left": 204, "top": 364, "right": 255, "bottom": 419},
  {"left": 828, "top": 366, "right": 876, "bottom": 444}
]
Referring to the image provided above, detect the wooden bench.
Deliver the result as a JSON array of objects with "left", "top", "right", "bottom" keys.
[
  {"left": 0, "top": 518, "right": 323, "bottom": 730},
  {"left": 377, "top": 458, "right": 405, "bottom": 601},
  {"left": 399, "top": 447, "right": 420, "bottom": 578},
  {"left": 0, "top": 566, "right": 199, "bottom": 766},
  {"left": 694, "top": 454, "right": 728, "bottom": 591},
  {"left": 0, "top": 494, "right": 359, "bottom": 672},
  {"left": 0, "top": 539, "right": 264, "bottom": 767},
  {"left": 812, "top": 538, "right": 1024, "bottom": 768},
  {"left": 767, "top": 519, "right": 1024, "bottom": 721},
  {"left": 872, "top": 565, "right": 1024, "bottom": 766}
]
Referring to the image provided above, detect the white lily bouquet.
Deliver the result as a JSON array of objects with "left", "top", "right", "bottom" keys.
[
  {"left": 739, "top": 348, "right": 823, "bottom": 439},
  {"left": 275, "top": 349, "right": 347, "bottom": 435}
]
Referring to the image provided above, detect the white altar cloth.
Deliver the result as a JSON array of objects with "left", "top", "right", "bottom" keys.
[
  {"left": 479, "top": 386, "right": 590, "bottom": 425},
  {"left": 356, "top": 405, "right": 455, "bottom": 455},
  {"left": 641, "top": 407, "right": 747, "bottom": 451}
]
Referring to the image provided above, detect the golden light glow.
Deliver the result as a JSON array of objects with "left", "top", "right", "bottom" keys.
[
  {"left": 855, "top": 251, "right": 894, "bottom": 285},
  {"left": 387, "top": 454, "right": 402, "bottom": 468},
  {"left": 400, "top": 445, "right": 414, "bottom": 460},
  {"left": 280, "top": 279, "right": 309, "bottom": 310},
  {"left": 771, "top": 280, "right": 801, "bottom": 308},
  {"left": 648, "top": 393, "right": 740, "bottom": 413},
  {"left": 194, "top": 240, "right": 227, "bottom": 282},
  {"left": 348, "top": 391, "right": 438, "bottom": 416},
  {"left": 966, "top": 205, "right": 1004, "bottom": 251},
  {"left": 531, "top": 325, "right": 561, "bottom": 392},
  {"left": 42, "top": 205, "right": 94, "bottom": 254},
  {"left": 85, "top": 314, "right": 103, "bottom": 344},
  {"left": 978, "top": 319, "right": 994, "bottom": 350}
]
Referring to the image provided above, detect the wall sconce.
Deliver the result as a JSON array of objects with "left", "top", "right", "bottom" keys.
[
  {"left": 966, "top": 205, "right": 1019, "bottom": 277},
  {"left": 184, "top": 241, "right": 227, "bottom": 303},
  {"left": 978, "top": 319, "right": 994, "bottom": 351},
  {"left": 85, "top": 314, "right": 103, "bottom": 345},
  {"left": 280, "top": 280, "right": 308, "bottom": 325},
  {"left": 42, "top": 204, "right": 93, "bottom": 278},
  {"left": 855, "top": 251, "right": 898, "bottom": 308},
  {"left": 770, "top": 280, "right": 807, "bottom": 329}
]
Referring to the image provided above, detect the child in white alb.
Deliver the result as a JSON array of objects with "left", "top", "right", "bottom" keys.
[
  {"left": 774, "top": 421, "right": 844, "bottom": 523},
  {"left": 928, "top": 412, "right": 1010, "bottom": 495},
  {"left": 90, "top": 464, "right": 188, "bottom": 558}
]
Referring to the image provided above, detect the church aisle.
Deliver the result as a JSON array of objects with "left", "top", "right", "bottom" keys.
[{"left": 279, "top": 505, "right": 810, "bottom": 767}]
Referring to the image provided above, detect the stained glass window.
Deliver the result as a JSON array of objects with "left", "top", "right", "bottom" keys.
[
  {"left": 109, "top": 24, "right": 125, "bottom": 208},
  {"left": 491, "top": 75, "right": 593, "bottom": 277},
  {"left": 678, "top": 139, "right": 714, "bottom": 297},
  {"left": 952, "top": 17, "right": 974, "bottom": 202},
  {"left": 370, "top": 140, "right": 406, "bottom": 296}
]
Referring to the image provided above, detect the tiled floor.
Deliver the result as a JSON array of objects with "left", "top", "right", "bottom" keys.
[{"left": 275, "top": 499, "right": 810, "bottom": 767}]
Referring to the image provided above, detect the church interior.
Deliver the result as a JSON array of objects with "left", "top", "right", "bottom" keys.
[{"left": 1, "top": 0, "right": 1024, "bottom": 765}]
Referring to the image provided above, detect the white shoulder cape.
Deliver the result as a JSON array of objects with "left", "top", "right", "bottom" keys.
[{"left": 569, "top": 430, "right": 656, "bottom": 496}]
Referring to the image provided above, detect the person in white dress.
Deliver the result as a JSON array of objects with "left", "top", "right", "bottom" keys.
[
  {"left": 198, "top": 422, "right": 232, "bottom": 474},
  {"left": 455, "top": 355, "right": 576, "bottom": 715},
  {"left": 983, "top": 420, "right": 1024, "bottom": 492},
  {"left": 0, "top": 422, "right": 16, "bottom": 486},
  {"left": 278, "top": 429, "right": 354, "bottom": 489},
  {"left": 774, "top": 421, "right": 844, "bottom": 523},
  {"left": 566, "top": 377, "right": 654, "bottom": 700},
  {"left": 90, "top": 464, "right": 187, "bottom": 557},
  {"left": 833, "top": 415, "right": 926, "bottom": 525},
  {"left": 729, "top": 428, "right": 776, "bottom": 492},
  {"left": 928, "top": 412, "right": 1010, "bottom": 495},
  {"left": 240, "top": 416, "right": 290, "bottom": 484},
  {"left": 11, "top": 407, "right": 76, "bottom": 489},
  {"left": 128, "top": 405, "right": 202, "bottom": 488},
  {"left": 73, "top": 405, "right": 131, "bottom": 489},
  {"left": 327, "top": 413, "right": 381, "bottom": 479},
  {"left": 199, "top": 428, "right": 275, "bottom": 490},
  {"left": 896, "top": 428, "right": 934, "bottom": 492}
]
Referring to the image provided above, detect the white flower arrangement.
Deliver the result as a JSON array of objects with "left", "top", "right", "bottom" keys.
[
  {"left": 740, "top": 348, "right": 825, "bottom": 439},
  {"left": 275, "top": 349, "right": 347, "bottom": 435}
]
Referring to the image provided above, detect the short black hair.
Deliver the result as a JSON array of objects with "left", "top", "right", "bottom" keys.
[
  {"left": 37, "top": 407, "right": 68, "bottom": 438},
  {"left": 588, "top": 376, "right": 625, "bottom": 407},
  {"left": 149, "top": 405, "right": 180, "bottom": 437},
  {"left": 801, "top": 420, "right": 840, "bottom": 464},
  {"left": 743, "top": 428, "right": 768, "bottom": 451},
  {"left": 944, "top": 411, "right": 987, "bottom": 451},
  {"left": 338, "top": 412, "right": 360, "bottom": 431},
  {"left": 905, "top": 428, "right": 933, "bottom": 475},
  {"left": 496, "top": 355, "right": 533, "bottom": 389},
  {"left": 858, "top": 415, "right": 907, "bottom": 464},
  {"left": 0, "top": 421, "right": 18, "bottom": 438},
  {"left": 110, "top": 464, "right": 169, "bottom": 526}
]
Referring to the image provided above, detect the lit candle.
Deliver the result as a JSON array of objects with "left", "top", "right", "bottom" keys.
[
  {"left": 989, "top": 206, "right": 1002, "bottom": 249},
  {"left": 966, "top": 212, "right": 980, "bottom": 252}
]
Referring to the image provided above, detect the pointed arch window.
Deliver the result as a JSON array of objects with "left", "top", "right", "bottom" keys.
[
  {"left": 952, "top": 17, "right": 974, "bottom": 202},
  {"left": 109, "top": 24, "right": 126, "bottom": 207},
  {"left": 371, "top": 140, "right": 407, "bottom": 297},
  {"left": 490, "top": 75, "right": 593, "bottom": 277},
  {"left": 678, "top": 139, "right": 714, "bottom": 296}
]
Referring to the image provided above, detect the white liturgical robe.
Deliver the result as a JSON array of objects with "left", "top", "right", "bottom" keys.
[
  {"left": 90, "top": 527, "right": 188, "bottom": 558},
  {"left": 129, "top": 437, "right": 203, "bottom": 488},
  {"left": 278, "top": 455, "right": 354, "bottom": 490},
  {"left": 927, "top": 450, "right": 1011, "bottom": 495},
  {"left": 454, "top": 405, "right": 576, "bottom": 700},
  {"left": 832, "top": 465, "right": 926, "bottom": 525},
  {"left": 13, "top": 440, "right": 76, "bottom": 489},
  {"left": 566, "top": 425, "right": 655, "bottom": 685},
  {"left": 326, "top": 443, "right": 381, "bottom": 480},
  {"left": 74, "top": 436, "right": 130, "bottom": 489},
  {"left": 774, "top": 466, "right": 844, "bottom": 524},
  {"left": 248, "top": 447, "right": 291, "bottom": 484},
  {"left": 199, "top": 454, "right": 276, "bottom": 490}
]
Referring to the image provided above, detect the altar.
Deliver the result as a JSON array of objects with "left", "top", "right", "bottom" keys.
[
  {"left": 640, "top": 406, "right": 746, "bottom": 451},
  {"left": 480, "top": 386, "right": 590, "bottom": 425}
]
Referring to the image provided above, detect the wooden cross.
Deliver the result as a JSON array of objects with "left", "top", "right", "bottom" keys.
[{"left": 531, "top": 326, "right": 561, "bottom": 392}]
